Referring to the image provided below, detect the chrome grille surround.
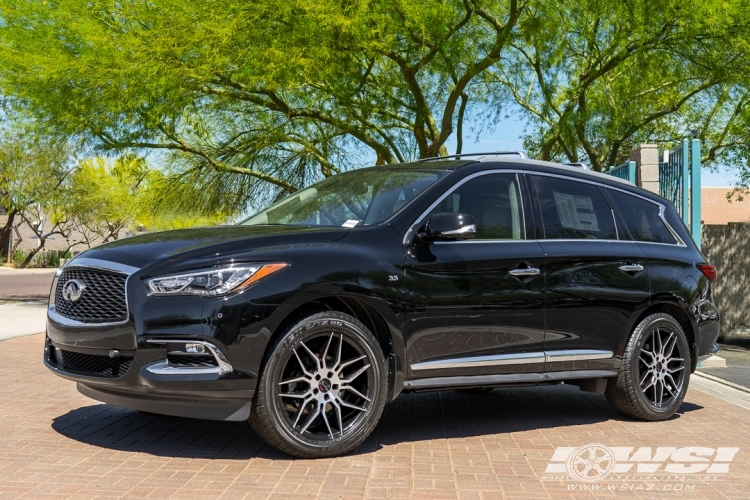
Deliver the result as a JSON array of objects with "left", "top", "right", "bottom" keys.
[{"left": 48, "top": 258, "right": 139, "bottom": 327}]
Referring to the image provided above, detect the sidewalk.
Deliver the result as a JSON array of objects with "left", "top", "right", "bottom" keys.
[{"left": 0, "top": 301, "right": 47, "bottom": 341}]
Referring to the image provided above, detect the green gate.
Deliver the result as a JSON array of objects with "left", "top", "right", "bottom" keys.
[{"left": 659, "top": 139, "right": 701, "bottom": 248}]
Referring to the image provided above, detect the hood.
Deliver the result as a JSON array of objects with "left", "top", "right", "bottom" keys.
[{"left": 80, "top": 225, "right": 350, "bottom": 261}]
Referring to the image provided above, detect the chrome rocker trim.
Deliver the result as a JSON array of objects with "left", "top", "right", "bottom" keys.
[
  {"left": 410, "top": 349, "right": 613, "bottom": 371},
  {"left": 145, "top": 339, "right": 234, "bottom": 375}
]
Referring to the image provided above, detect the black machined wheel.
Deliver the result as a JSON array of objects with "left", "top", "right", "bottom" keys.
[
  {"left": 250, "top": 311, "right": 387, "bottom": 458},
  {"left": 637, "top": 326, "right": 686, "bottom": 408},
  {"left": 606, "top": 313, "right": 691, "bottom": 421}
]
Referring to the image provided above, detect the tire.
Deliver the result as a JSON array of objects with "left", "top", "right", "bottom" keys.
[
  {"left": 606, "top": 313, "right": 691, "bottom": 421},
  {"left": 249, "top": 311, "right": 387, "bottom": 458}
]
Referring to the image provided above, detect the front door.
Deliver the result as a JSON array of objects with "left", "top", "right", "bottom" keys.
[{"left": 402, "top": 172, "right": 547, "bottom": 379}]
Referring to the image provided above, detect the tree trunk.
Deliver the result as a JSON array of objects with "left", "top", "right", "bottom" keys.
[
  {"left": 8, "top": 224, "right": 23, "bottom": 264},
  {"left": 0, "top": 210, "right": 18, "bottom": 260},
  {"left": 20, "top": 236, "right": 44, "bottom": 268}
]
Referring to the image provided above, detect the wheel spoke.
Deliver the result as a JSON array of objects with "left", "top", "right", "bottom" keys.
[
  {"left": 342, "top": 363, "right": 371, "bottom": 384},
  {"left": 667, "top": 365, "right": 685, "bottom": 374},
  {"left": 292, "top": 397, "right": 314, "bottom": 428},
  {"left": 665, "top": 373, "right": 681, "bottom": 392},
  {"left": 322, "top": 333, "right": 335, "bottom": 369},
  {"left": 333, "top": 333, "right": 344, "bottom": 370},
  {"left": 663, "top": 332, "right": 677, "bottom": 358},
  {"left": 339, "top": 354, "right": 367, "bottom": 371},
  {"left": 655, "top": 328, "right": 664, "bottom": 355},
  {"left": 340, "top": 384, "right": 371, "bottom": 402},
  {"left": 279, "top": 391, "right": 310, "bottom": 399},
  {"left": 320, "top": 403, "right": 335, "bottom": 440},
  {"left": 641, "top": 374, "right": 655, "bottom": 392},
  {"left": 299, "top": 341, "right": 322, "bottom": 371},
  {"left": 639, "top": 352, "right": 654, "bottom": 367},
  {"left": 298, "top": 402, "right": 322, "bottom": 434},
  {"left": 655, "top": 380, "right": 663, "bottom": 407},
  {"left": 639, "top": 370, "right": 652, "bottom": 387},
  {"left": 331, "top": 399, "right": 344, "bottom": 436},
  {"left": 279, "top": 375, "right": 310, "bottom": 386},
  {"left": 293, "top": 348, "right": 314, "bottom": 377},
  {"left": 664, "top": 379, "right": 680, "bottom": 400},
  {"left": 337, "top": 398, "right": 367, "bottom": 412}
]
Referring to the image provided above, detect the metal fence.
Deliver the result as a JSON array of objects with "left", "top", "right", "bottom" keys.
[
  {"left": 659, "top": 139, "right": 701, "bottom": 247},
  {"left": 607, "top": 160, "right": 637, "bottom": 184}
]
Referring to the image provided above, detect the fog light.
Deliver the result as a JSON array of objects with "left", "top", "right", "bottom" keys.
[{"left": 186, "top": 343, "right": 206, "bottom": 354}]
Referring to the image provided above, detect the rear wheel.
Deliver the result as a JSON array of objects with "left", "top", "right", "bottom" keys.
[
  {"left": 250, "top": 311, "right": 387, "bottom": 458},
  {"left": 606, "top": 313, "right": 690, "bottom": 421}
]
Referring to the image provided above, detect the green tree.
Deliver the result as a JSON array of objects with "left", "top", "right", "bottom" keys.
[
  {"left": 0, "top": 0, "right": 529, "bottom": 211},
  {"left": 68, "top": 155, "right": 149, "bottom": 245},
  {"left": 491, "top": 0, "right": 750, "bottom": 171},
  {"left": 0, "top": 131, "right": 72, "bottom": 260}
]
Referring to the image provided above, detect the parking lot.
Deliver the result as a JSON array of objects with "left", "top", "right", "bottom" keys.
[{"left": 0, "top": 333, "right": 748, "bottom": 499}]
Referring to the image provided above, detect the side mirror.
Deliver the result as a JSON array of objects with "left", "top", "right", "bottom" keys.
[{"left": 419, "top": 213, "right": 476, "bottom": 242}]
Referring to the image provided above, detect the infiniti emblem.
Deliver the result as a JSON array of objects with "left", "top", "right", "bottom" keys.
[{"left": 62, "top": 279, "right": 86, "bottom": 303}]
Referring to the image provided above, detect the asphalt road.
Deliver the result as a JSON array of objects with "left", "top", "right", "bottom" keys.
[
  {"left": 0, "top": 269, "right": 55, "bottom": 301},
  {"left": 701, "top": 337, "right": 750, "bottom": 389}
]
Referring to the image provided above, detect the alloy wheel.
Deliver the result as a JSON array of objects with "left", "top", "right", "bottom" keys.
[
  {"left": 638, "top": 326, "right": 686, "bottom": 409},
  {"left": 276, "top": 332, "right": 373, "bottom": 441}
]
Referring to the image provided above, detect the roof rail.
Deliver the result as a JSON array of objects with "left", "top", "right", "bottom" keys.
[
  {"left": 415, "top": 151, "right": 528, "bottom": 162},
  {"left": 563, "top": 162, "right": 590, "bottom": 170}
]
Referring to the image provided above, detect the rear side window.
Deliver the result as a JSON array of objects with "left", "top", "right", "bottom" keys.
[
  {"left": 533, "top": 176, "right": 617, "bottom": 240},
  {"left": 607, "top": 189, "right": 677, "bottom": 244}
]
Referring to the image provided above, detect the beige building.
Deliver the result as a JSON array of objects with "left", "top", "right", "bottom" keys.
[{"left": 701, "top": 187, "right": 750, "bottom": 225}]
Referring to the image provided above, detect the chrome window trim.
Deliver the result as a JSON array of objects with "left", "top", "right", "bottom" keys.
[
  {"left": 47, "top": 258, "right": 138, "bottom": 328},
  {"left": 531, "top": 172, "right": 687, "bottom": 248},
  {"left": 403, "top": 169, "right": 528, "bottom": 245}
]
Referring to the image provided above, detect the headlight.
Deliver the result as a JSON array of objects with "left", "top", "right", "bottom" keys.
[{"left": 147, "top": 263, "right": 288, "bottom": 296}]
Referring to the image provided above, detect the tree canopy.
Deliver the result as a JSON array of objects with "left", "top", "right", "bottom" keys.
[{"left": 0, "top": 0, "right": 749, "bottom": 214}]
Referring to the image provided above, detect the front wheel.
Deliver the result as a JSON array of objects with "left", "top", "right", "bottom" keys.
[
  {"left": 250, "top": 311, "right": 387, "bottom": 458},
  {"left": 606, "top": 313, "right": 691, "bottom": 421}
]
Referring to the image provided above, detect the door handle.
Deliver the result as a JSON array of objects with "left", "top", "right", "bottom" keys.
[
  {"left": 619, "top": 264, "right": 644, "bottom": 274},
  {"left": 509, "top": 267, "right": 541, "bottom": 277}
]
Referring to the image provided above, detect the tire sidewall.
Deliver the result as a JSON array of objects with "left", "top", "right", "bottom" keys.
[
  {"left": 259, "top": 312, "right": 387, "bottom": 457},
  {"left": 628, "top": 314, "right": 691, "bottom": 419}
]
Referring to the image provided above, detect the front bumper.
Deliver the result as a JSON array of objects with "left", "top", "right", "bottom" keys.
[{"left": 44, "top": 336, "right": 256, "bottom": 421}]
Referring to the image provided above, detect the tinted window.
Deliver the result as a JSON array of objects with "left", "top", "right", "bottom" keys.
[
  {"left": 428, "top": 174, "right": 524, "bottom": 240},
  {"left": 241, "top": 168, "right": 445, "bottom": 227},
  {"left": 533, "top": 176, "right": 617, "bottom": 240},
  {"left": 607, "top": 189, "right": 677, "bottom": 244}
]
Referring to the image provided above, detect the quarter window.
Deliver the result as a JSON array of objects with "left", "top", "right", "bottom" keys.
[
  {"left": 533, "top": 176, "right": 617, "bottom": 240},
  {"left": 607, "top": 189, "right": 677, "bottom": 244},
  {"left": 427, "top": 174, "right": 524, "bottom": 240}
]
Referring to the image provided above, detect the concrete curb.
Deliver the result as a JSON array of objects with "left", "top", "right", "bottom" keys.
[
  {"left": 691, "top": 371, "right": 750, "bottom": 411},
  {"left": 694, "top": 370, "right": 750, "bottom": 394}
]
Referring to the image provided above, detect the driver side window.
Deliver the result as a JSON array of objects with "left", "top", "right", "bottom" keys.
[{"left": 428, "top": 173, "right": 525, "bottom": 240}]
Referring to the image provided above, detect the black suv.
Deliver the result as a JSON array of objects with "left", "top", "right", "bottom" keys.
[{"left": 45, "top": 155, "right": 720, "bottom": 458}]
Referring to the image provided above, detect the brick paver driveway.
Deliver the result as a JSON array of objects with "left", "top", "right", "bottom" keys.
[{"left": 1, "top": 334, "right": 749, "bottom": 499}]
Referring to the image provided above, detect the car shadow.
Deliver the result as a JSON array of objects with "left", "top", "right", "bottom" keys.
[{"left": 51, "top": 384, "right": 703, "bottom": 460}]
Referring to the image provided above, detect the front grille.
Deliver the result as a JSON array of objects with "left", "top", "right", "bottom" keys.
[
  {"left": 55, "top": 268, "right": 127, "bottom": 323},
  {"left": 167, "top": 354, "right": 219, "bottom": 368},
  {"left": 58, "top": 349, "right": 133, "bottom": 377}
]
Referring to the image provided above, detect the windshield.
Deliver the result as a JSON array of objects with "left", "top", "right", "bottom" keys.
[{"left": 241, "top": 168, "right": 445, "bottom": 227}]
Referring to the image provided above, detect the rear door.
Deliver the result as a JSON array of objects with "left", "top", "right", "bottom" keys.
[
  {"left": 403, "top": 171, "right": 547, "bottom": 378},
  {"left": 531, "top": 174, "right": 650, "bottom": 372}
]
